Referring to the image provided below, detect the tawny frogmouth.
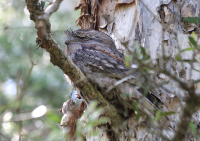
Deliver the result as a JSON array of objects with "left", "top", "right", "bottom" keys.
[{"left": 65, "top": 29, "right": 165, "bottom": 117}]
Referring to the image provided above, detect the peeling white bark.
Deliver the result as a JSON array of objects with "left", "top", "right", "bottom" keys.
[{"left": 96, "top": 0, "right": 200, "bottom": 140}]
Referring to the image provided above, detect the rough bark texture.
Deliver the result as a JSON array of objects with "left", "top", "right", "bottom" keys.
[
  {"left": 25, "top": 0, "right": 200, "bottom": 140},
  {"left": 74, "top": 0, "right": 200, "bottom": 140},
  {"left": 60, "top": 99, "right": 85, "bottom": 141}
]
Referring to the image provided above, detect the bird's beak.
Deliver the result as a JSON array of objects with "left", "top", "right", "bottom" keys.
[{"left": 65, "top": 38, "right": 76, "bottom": 45}]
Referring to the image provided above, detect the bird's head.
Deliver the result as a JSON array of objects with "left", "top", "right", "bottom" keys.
[
  {"left": 65, "top": 29, "right": 115, "bottom": 48},
  {"left": 64, "top": 30, "right": 83, "bottom": 45}
]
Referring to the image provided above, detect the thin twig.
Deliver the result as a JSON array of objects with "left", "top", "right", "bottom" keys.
[
  {"left": 106, "top": 75, "right": 137, "bottom": 93},
  {"left": 189, "top": 39, "right": 198, "bottom": 81},
  {"left": 16, "top": 47, "right": 35, "bottom": 141}
]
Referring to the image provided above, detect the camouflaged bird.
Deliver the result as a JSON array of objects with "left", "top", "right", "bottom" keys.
[{"left": 65, "top": 29, "right": 167, "bottom": 118}]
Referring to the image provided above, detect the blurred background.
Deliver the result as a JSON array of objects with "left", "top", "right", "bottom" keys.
[{"left": 0, "top": 0, "right": 80, "bottom": 140}]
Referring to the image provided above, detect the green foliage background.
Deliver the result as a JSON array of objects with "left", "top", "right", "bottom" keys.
[{"left": 0, "top": 0, "right": 80, "bottom": 140}]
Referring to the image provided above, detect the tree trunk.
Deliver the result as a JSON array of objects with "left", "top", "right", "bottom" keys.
[
  {"left": 25, "top": 0, "right": 200, "bottom": 140},
  {"left": 73, "top": 0, "right": 200, "bottom": 140}
]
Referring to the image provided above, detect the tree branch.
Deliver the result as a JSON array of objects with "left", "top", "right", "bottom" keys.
[{"left": 25, "top": 0, "right": 123, "bottom": 131}]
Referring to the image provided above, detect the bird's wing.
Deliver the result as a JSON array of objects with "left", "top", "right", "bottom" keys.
[
  {"left": 70, "top": 42, "right": 169, "bottom": 118},
  {"left": 71, "top": 43, "right": 129, "bottom": 77}
]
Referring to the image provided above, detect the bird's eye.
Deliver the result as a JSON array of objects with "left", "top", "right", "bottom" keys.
[
  {"left": 75, "top": 31, "right": 80, "bottom": 35},
  {"left": 75, "top": 33, "right": 85, "bottom": 38}
]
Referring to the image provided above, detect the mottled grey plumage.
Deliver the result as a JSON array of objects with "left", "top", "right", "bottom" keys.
[{"left": 65, "top": 29, "right": 166, "bottom": 117}]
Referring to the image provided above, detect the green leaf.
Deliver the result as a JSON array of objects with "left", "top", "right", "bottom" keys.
[
  {"left": 156, "top": 111, "right": 176, "bottom": 121},
  {"left": 190, "top": 122, "right": 196, "bottom": 133},
  {"left": 182, "top": 59, "right": 193, "bottom": 62},
  {"left": 192, "top": 79, "right": 200, "bottom": 84},
  {"left": 193, "top": 69, "right": 200, "bottom": 73},
  {"left": 132, "top": 102, "right": 138, "bottom": 111},
  {"left": 121, "top": 93, "right": 129, "bottom": 98},
  {"left": 189, "top": 122, "right": 199, "bottom": 139},
  {"left": 177, "top": 59, "right": 199, "bottom": 63},
  {"left": 125, "top": 56, "right": 131, "bottom": 66},
  {"left": 140, "top": 47, "right": 150, "bottom": 60},
  {"left": 136, "top": 114, "right": 142, "bottom": 120},
  {"left": 132, "top": 101, "right": 138, "bottom": 107},
  {"left": 140, "top": 46, "right": 146, "bottom": 56},
  {"left": 183, "top": 17, "right": 200, "bottom": 24},
  {"left": 189, "top": 37, "right": 197, "bottom": 47},
  {"left": 180, "top": 47, "right": 194, "bottom": 52},
  {"left": 155, "top": 111, "right": 161, "bottom": 121},
  {"left": 160, "top": 111, "right": 176, "bottom": 116},
  {"left": 41, "top": 1, "right": 46, "bottom": 9},
  {"left": 41, "top": 1, "right": 45, "bottom": 5},
  {"left": 176, "top": 55, "right": 181, "bottom": 61}
]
